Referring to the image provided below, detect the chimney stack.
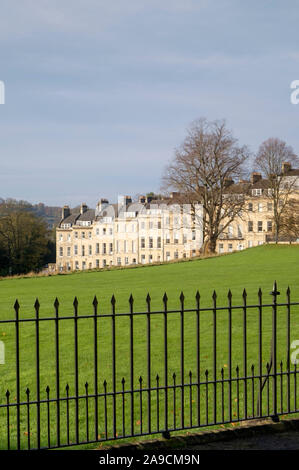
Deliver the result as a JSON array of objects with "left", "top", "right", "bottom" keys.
[
  {"left": 80, "top": 203, "right": 88, "bottom": 214},
  {"left": 62, "top": 205, "right": 70, "bottom": 220},
  {"left": 250, "top": 172, "right": 262, "bottom": 184},
  {"left": 282, "top": 162, "right": 292, "bottom": 174}
]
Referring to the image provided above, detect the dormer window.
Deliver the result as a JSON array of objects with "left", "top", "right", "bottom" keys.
[{"left": 252, "top": 189, "right": 262, "bottom": 196}]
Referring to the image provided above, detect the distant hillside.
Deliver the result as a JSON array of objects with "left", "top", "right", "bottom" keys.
[
  {"left": 0, "top": 198, "right": 62, "bottom": 228},
  {"left": 30, "top": 203, "right": 61, "bottom": 228}
]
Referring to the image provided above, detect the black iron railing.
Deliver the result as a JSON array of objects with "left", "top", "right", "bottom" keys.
[{"left": 0, "top": 282, "right": 298, "bottom": 450}]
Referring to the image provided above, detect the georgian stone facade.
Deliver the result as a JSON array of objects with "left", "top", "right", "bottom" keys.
[{"left": 56, "top": 195, "right": 203, "bottom": 272}]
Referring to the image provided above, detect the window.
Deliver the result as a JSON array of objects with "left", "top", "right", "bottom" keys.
[
  {"left": 149, "top": 237, "right": 153, "bottom": 248},
  {"left": 103, "top": 243, "right": 106, "bottom": 254},
  {"left": 258, "top": 221, "right": 263, "bottom": 232},
  {"left": 237, "top": 225, "right": 242, "bottom": 238},
  {"left": 109, "top": 228, "right": 113, "bottom": 236},
  {"left": 117, "top": 257, "right": 121, "bottom": 266},
  {"left": 109, "top": 243, "right": 113, "bottom": 254},
  {"left": 166, "top": 252, "right": 170, "bottom": 261},
  {"left": 82, "top": 246, "right": 85, "bottom": 256},
  {"left": 157, "top": 221, "right": 161, "bottom": 229},
  {"left": 252, "top": 189, "right": 262, "bottom": 196},
  {"left": 59, "top": 247, "right": 63, "bottom": 257},
  {"left": 248, "top": 203, "right": 253, "bottom": 211},
  {"left": 248, "top": 240, "right": 253, "bottom": 248},
  {"left": 149, "top": 255, "right": 153, "bottom": 263},
  {"left": 228, "top": 226, "right": 233, "bottom": 237},
  {"left": 59, "top": 234, "right": 63, "bottom": 241},
  {"left": 82, "top": 232, "right": 85, "bottom": 239},
  {"left": 89, "top": 245, "right": 92, "bottom": 255},
  {"left": 67, "top": 247, "right": 71, "bottom": 257},
  {"left": 174, "top": 251, "right": 178, "bottom": 259},
  {"left": 228, "top": 244, "right": 233, "bottom": 252},
  {"left": 174, "top": 233, "right": 179, "bottom": 244},
  {"left": 67, "top": 234, "right": 71, "bottom": 242},
  {"left": 75, "top": 261, "right": 79, "bottom": 270},
  {"left": 248, "top": 221, "right": 253, "bottom": 232},
  {"left": 192, "top": 231, "right": 196, "bottom": 241},
  {"left": 103, "top": 228, "right": 106, "bottom": 235},
  {"left": 125, "top": 257, "right": 129, "bottom": 265},
  {"left": 267, "top": 203, "right": 273, "bottom": 211},
  {"left": 267, "top": 221, "right": 273, "bottom": 232},
  {"left": 74, "top": 245, "right": 78, "bottom": 255},
  {"left": 157, "top": 237, "right": 161, "bottom": 249},
  {"left": 96, "top": 228, "right": 99, "bottom": 236},
  {"left": 149, "top": 221, "right": 153, "bottom": 229},
  {"left": 96, "top": 259, "right": 99, "bottom": 268},
  {"left": 74, "top": 232, "right": 78, "bottom": 239},
  {"left": 258, "top": 203, "right": 263, "bottom": 212},
  {"left": 103, "top": 259, "right": 107, "bottom": 267},
  {"left": 219, "top": 243, "right": 224, "bottom": 254},
  {"left": 96, "top": 243, "right": 99, "bottom": 254},
  {"left": 141, "top": 255, "right": 146, "bottom": 264},
  {"left": 82, "top": 261, "right": 86, "bottom": 270},
  {"left": 88, "top": 231, "right": 92, "bottom": 239},
  {"left": 141, "top": 237, "right": 145, "bottom": 249}
]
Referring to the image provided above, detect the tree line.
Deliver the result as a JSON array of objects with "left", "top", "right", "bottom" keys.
[
  {"left": 162, "top": 118, "right": 299, "bottom": 253},
  {"left": 0, "top": 199, "right": 56, "bottom": 276}
]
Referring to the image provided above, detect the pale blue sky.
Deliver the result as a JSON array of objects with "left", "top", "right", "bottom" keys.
[{"left": 0, "top": 0, "right": 298, "bottom": 206}]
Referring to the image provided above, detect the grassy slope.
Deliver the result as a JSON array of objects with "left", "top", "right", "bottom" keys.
[
  {"left": 0, "top": 244, "right": 299, "bottom": 449},
  {"left": 0, "top": 244, "right": 299, "bottom": 315}
]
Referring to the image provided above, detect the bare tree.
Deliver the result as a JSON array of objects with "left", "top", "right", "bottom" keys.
[
  {"left": 254, "top": 138, "right": 299, "bottom": 242},
  {"left": 279, "top": 198, "right": 299, "bottom": 243},
  {"left": 162, "top": 118, "right": 250, "bottom": 254}
]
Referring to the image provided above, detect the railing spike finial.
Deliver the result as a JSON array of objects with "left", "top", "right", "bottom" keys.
[
  {"left": 14, "top": 299, "right": 20, "bottom": 311},
  {"left": 180, "top": 291, "right": 185, "bottom": 304},
  {"left": 212, "top": 290, "right": 217, "bottom": 301},
  {"left": 242, "top": 288, "right": 247, "bottom": 299},
  {"left": 111, "top": 294, "right": 116, "bottom": 306},
  {"left": 227, "top": 289, "right": 232, "bottom": 300},
  {"left": 163, "top": 292, "right": 168, "bottom": 304},
  {"left": 146, "top": 292, "right": 151, "bottom": 304},
  {"left": 34, "top": 298, "right": 40, "bottom": 310},
  {"left": 92, "top": 295, "right": 98, "bottom": 308},
  {"left": 54, "top": 297, "right": 59, "bottom": 309},
  {"left": 73, "top": 296, "right": 78, "bottom": 308},
  {"left": 195, "top": 290, "right": 200, "bottom": 301},
  {"left": 286, "top": 286, "right": 290, "bottom": 297},
  {"left": 129, "top": 293, "right": 134, "bottom": 306},
  {"left": 258, "top": 287, "right": 262, "bottom": 299}
]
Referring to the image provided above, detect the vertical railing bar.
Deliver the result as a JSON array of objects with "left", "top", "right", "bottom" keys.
[
  {"left": 228, "top": 290, "right": 232, "bottom": 422},
  {"left": 286, "top": 287, "right": 291, "bottom": 414},
  {"left": 92, "top": 296, "right": 99, "bottom": 441},
  {"left": 271, "top": 282, "right": 279, "bottom": 420},
  {"left": 242, "top": 289, "right": 247, "bottom": 420},
  {"left": 26, "top": 388, "right": 30, "bottom": 450},
  {"left": 163, "top": 293, "right": 169, "bottom": 435},
  {"left": 46, "top": 386, "right": 50, "bottom": 448},
  {"left": 129, "top": 294, "right": 134, "bottom": 436},
  {"left": 34, "top": 298, "right": 41, "bottom": 449},
  {"left": 111, "top": 295, "right": 117, "bottom": 439},
  {"left": 212, "top": 291, "right": 217, "bottom": 424},
  {"left": 180, "top": 292, "right": 185, "bottom": 429},
  {"left": 146, "top": 293, "right": 151, "bottom": 435},
  {"left": 6, "top": 390, "right": 10, "bottom": 450},
  {"left": 258, "top": 288, "right": 263, "bottom": 417},
  {"left": 54, "top": 298, "right": 60, "bottom": 447},
  {"left": 196, "top": 291, "right": 200, "bottom": 427},
  {"left": 14, "top": 300, "right": 21, "bottom": 450},
  {"left": 85, "top": 382, "right": 89, "bottom": 443},
  {"left": 73, "top": 297, "right": 79, "bottom": 444}
]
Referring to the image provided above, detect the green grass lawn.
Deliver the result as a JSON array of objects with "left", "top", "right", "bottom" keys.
[{"left": 0, "top": 244, "right": 299, "bottom": 449}]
